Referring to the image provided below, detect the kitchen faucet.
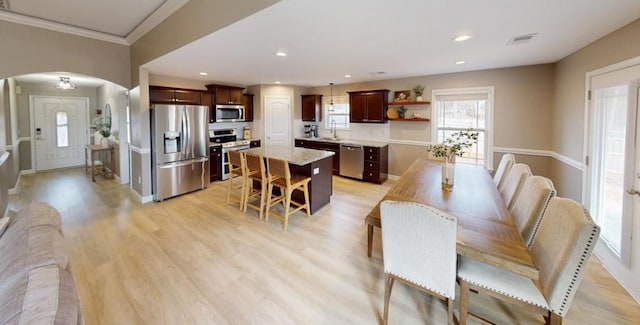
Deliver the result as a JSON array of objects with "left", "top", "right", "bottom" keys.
[{"left": 331, "top": 120, "right": 337, "bottom": 139}]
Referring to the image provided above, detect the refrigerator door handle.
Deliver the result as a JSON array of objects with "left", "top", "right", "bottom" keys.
[
  {"left": 186, "top": 108, "right": 193, "bottom": 159},
  {"left": 181, "top": 111, "right": 188, "bottom": 157},
  {"left": 158, "top": 157, "right": 208, "bottom": 169}
]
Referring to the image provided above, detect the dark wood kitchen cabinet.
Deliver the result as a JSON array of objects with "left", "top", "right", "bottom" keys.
[
  {"left": 295, "top": 139, "right": 340, "bottom": 175},
  {"left": 363, "top": 145, "right": 388, "bottom": 184},
  {"left": 149, "top": 86, "right": 203, "bottom": 105},
  {"left": 348, "top": 89, "right": 389, "bottom": 123},
  {"left": 301, "top": 94, "right": 322, "bottom": 122},
  {"left": 209, "top": 145, "right": 222, "bottom": 182},
  {"left": 243, "top": 94, "right": 254, "bottom": 121},
  {"left": 206, "top": 84, "right": 245, "bottom": 105}
]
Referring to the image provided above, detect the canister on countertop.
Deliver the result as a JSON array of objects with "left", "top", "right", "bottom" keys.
[{"left": 243, "top": 126, "right": 251, "bottom": 140}]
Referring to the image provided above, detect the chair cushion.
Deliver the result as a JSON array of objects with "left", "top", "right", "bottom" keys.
[{"left": 457, "top": 256, "right": 549, "bottom": 310}]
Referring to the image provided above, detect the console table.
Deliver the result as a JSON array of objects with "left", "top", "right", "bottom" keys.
[{"left": 85, "top": 145, "right": 114, "bottom": 182}]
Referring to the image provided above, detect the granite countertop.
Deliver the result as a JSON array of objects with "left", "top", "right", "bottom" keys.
[
  {"left": 243, "top": 145, "right": 334, "bottom": 166},
  {"left": 295, "top": 137, "right": 388, "bottom": 148}
]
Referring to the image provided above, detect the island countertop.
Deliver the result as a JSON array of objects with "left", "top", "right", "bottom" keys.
[{"left": 243, "top": 145, "right": 334, "bottom": 166}]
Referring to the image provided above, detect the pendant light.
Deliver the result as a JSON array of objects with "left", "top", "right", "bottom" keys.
[{"left": 328, "top": 82, "right": 335, "bottom": 112}]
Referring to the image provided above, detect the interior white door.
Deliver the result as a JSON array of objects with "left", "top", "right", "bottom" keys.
[
  {"left": 33, "top": 97, "right": 88, "bottom": 171},
  {"left": 264, "top": 96, "right": 291, "bottom": 145},
  {"left": 586, "top": 63, "right": 640, "bottom": 297}
]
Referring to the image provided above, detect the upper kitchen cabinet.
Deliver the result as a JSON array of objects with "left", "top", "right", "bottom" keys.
[
  {"left": 149, "top": 86, "right": 203, "bottom": 105},
  {"left": 243, "top": 94, "right": 254, "bottom": 121},
  {"left": 206, "top": 84, "right": 245, "bottom": 105},
  {"left": 348, "top": 89, "right": 389, "bottom": 123},
  {"left": 301, "top": 94, "right": 322, "bottom": 122}
]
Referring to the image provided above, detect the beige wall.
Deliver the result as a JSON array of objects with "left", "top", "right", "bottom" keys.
[
  {"left": 0, "top": 20, "right": 130, "bottom": 88},
  {"left": 130, "top": 0, "right": 280, "bottom": 86},
  {"left": 552, "top": 18, "right": 640, "bottom": 200},
  {"left": 307, "top": 64, "right": 555, "bottom": 176}
]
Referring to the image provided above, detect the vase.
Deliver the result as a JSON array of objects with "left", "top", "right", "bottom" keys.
[
  {"left": 441, "top": 160, "right": 455, "bottom": 191},
  {"left": 398, "top": 112, "right": 405, "bottom": 119},
  {"left": 101, "top": 137, "right": 110, "bottom": 148},
  {"left": 416, "top": 96, "right": 423, "bottom": 102}
]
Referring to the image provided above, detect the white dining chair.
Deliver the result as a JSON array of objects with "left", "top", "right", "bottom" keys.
[
  {"left": 494, "top": 153, "right": 515, "bottom": 190},
  {"left": 510, "top": 175, "right": 556, "bottom": 247},
  {"left": 499, "top": 163, "right": 531, "bottom": 209},
  {"left": 380, "top": 200, "right": 457, "bottom": 325},
  {"left": 457, "top": 197, "right": 600, "bottom": 325}
]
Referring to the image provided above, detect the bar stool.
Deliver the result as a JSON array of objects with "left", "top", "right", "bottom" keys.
[
  {"left": 265, "top": 157, "right": 311, "bottom": 231},
  {"left": 226, "top": 150, "right": 246, "bottom": 209},
  {"left": 244, "top": 153, "right": 268, "bottom": 220}
]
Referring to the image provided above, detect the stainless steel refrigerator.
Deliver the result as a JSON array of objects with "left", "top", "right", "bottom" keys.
[{"left": 151, "top": 104, "right": 210, "bottom": 201}]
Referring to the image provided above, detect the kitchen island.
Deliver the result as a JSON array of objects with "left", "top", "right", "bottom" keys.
[{"left": 242, "top": 145, "right": 334, "bottom": 214}]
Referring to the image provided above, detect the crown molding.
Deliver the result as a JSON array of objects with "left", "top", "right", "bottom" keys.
[
  {"left": 0, "top": 10, "right": 128, "bottom": 45},
  {"left": 126, "top": 0, "right": 189, "bottom": 44}
]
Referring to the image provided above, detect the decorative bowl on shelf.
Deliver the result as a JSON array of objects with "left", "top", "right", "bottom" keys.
[{"left": 387, "top": 107, "right": 399, "bottom": 119}]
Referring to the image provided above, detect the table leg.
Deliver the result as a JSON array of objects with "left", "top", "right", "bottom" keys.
[
  {"left": 367, "top": 224, "right": 374, "bottom": 257},
  {"left": 91, "top": 151, "right": 96, "bottom": 182}
]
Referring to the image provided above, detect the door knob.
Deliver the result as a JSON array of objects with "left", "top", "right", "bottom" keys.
[{"left": 626, "top": 188, "right": 640, "bottom": 196}]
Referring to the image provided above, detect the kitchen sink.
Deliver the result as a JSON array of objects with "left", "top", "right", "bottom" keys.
[{"left": 322, "top": 136, "right": 341, "bottom": 142}]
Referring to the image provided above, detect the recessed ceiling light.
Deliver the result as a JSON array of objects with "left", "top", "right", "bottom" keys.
[
  {"left": 345, "top": 74, "right": 352, "bottom": 78},
  {"left": 275, "top": 81, "right": 281, "bottom": 84},
  {"left": 453, "top": 35, "right": 471, "bottom": 42},
  {"left": 275, "top": 51, "right": 287, "bottom": 57},
  {"left": 199, "top": 72, "right": 208, "bottom": 76},
  {"left": 455, "top": 60, "right": 466, "bottom": 65}
]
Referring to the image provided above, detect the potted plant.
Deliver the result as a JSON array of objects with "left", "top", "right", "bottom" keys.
[
  {"left": 397, "top": 105, "right": 407, "bottom": 119},
  {"left": 426, "top": 129, "right": 478, "bottom": 191},
  {"left": 413, "top": 85, "right": 425, "bottom": 101},
  {"left": 92, "top": 116, "right": 112, "bottom": 147}
]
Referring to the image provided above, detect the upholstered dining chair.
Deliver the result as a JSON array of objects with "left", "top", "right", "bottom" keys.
[
  {"left": 380, "top": 200, "right": 457, "bottom": 325},
  {"left": 498, "top": 163, "right": 532, "bottom": 209},
  {"left": 265, "top": 157, "right": 311, "bottom": 231},
  {"left": 494, "top": 153, "right": 515, "bottom": 190},
  {"left": 509, "top": 175, "right": 556, "bottom": 247},
  {"left": 226, "top": 150, "right": 246, "bottom": 209},
  {"left": 244, "top": 153, "right": 268, "bottom": 220},
  {"left": 457, "top": 197, "right": 600, "bottom": 325}
]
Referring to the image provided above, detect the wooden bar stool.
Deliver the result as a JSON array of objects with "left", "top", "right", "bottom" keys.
[
  {"left": 244, "top": 153, "right": 268, "bottom": 220},
  {"left": 265, "top": 157, "right": 311, "bottom": 231},
  {"left": 226, "top": 150, "right": 246, "bottom": 209}
]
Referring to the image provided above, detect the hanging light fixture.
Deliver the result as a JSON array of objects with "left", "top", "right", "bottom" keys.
[
  {"left": 56, "top": 77, "right": 76, "bottom": 90},
  {"left": 328, "top": 82, "right": 335, "bottom": 112}
]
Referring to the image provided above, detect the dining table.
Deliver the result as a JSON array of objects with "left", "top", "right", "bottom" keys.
[{"left": 365, "top": 158, "right": 539, "bottom": 280}]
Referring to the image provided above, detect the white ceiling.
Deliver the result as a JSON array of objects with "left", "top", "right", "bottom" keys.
[
  {"left": 4, "top": 0, "right": 640, "bottom": 88},
  {"left": 144, "top": 0, "right": 640, "bottom": 87},
  {"left": 13, "top": 73, "right": 107, "bottom": 88}
]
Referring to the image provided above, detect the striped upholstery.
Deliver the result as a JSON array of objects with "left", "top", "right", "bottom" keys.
[
  {"left": 457, "top": 197, "right": 600, "bottom": 324},
  {"left": 509, "top": 175, "right": 556, "bottom": 247},
  {"left": 0, "top": 202, "right": 80, "bottom": 325}
]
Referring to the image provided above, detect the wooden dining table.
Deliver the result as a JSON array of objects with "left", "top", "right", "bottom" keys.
[{"left": 365, "top": 158, "right": 539, "bottom": 280}]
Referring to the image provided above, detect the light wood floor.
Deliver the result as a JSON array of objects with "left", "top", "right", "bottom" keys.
[{"left": 8, "top": 168, "right": 640, "bottom": 324}]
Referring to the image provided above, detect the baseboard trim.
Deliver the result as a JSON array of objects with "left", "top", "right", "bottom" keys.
[
  {"left": 130, "top": 188, "right": 153, "bottom": 204},
  {"left": 593, "top": 252, "right": 640, "bottom": 304},
  {"left": 8, "top": 169, "right": 34, "bottom": 194}
]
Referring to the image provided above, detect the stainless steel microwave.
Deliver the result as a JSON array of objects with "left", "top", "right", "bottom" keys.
[{"left": 215, "top": 104, "right": 245, "bottom": 122}]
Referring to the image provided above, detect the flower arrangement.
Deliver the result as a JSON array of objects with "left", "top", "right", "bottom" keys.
[
  {"left": 426, "top": 129, "right": 479, "bottom": 163},
  {"left": 413, "top": 84, "right": 425, "bottom": 97},
  {"left": 92, "top": 116, "right": 111, "bottom": 138}
]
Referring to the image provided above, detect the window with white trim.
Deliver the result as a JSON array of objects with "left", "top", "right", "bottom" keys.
[
  {"left": 432, "top": 87, "right": 494, "bottom": 168},
  {"left": 324, "top": 96, "right": 350, "bottom": 130},
  {"left": 55, "top": 111, "right": 69, "bottom": 147}
]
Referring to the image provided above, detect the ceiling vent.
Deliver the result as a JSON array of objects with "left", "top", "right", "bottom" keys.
[
  {"left": 507, "top": 33, "right": 538, "bottom": 46},
  {"left": 0, "top": 0, "right": 9, "bottom": 11}
]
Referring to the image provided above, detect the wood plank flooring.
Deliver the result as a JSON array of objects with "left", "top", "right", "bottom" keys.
[{"left": 7, "top": 168, "right": 640, "bottom": 324}]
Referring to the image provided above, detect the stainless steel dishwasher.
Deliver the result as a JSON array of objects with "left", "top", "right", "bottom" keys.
[{"left": 340, "top": 144, "right": 364, "bottom": 179}]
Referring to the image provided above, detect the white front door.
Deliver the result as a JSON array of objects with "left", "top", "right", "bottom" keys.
[
  {"left": 585, "top": 63, "right": 640, "bottom": 297},
  {"left": 32, "top": 96, "right": 89, "bottom": 171},
  {"left": 264, "top": 96, "right": 291, "bottom": 146}
]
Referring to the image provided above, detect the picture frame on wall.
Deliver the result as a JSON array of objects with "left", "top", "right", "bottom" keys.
[{"left": 393, "top": 90, "right": 411, "bottom": 102}]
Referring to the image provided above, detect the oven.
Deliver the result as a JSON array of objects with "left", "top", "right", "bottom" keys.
[{"left": 209, "top": 128, "right": 251, "bottom": 180}]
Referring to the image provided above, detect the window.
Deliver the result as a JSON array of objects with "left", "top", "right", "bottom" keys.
[
  {"left": 55, "top": 111, "right": 69, "bottom": 147},
  {"left": 324, "top": 96, "right": 350, "bottom": 130},
  {"left": 432, "top": 87, "right": 494, "bottom": 168}
]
